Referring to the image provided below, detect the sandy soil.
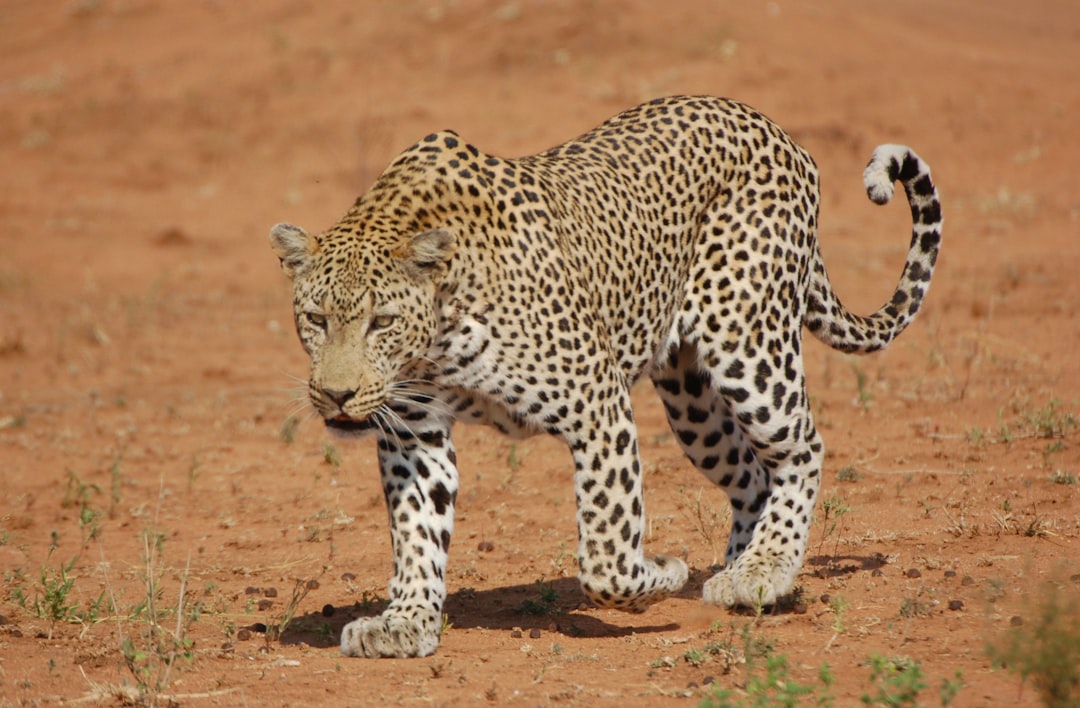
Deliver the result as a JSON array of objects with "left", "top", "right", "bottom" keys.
[{"left": 2, "top": 1, "right": 1078, "bottom": 705}]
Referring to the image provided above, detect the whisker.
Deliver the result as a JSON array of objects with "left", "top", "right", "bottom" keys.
[
  {"left": 388, "top": 382, "right": 451, "bottom": 416},
  {"left": 276, "top": 371, "right": 312, "bottom": 413},
  {"left": 379, "top": 406, "right": 414, "bottom": 449},
  {"left": 413, "top": 355, "right": 448, "bottom": 374},
  {"left": 280, "top": 370, "right": 310, "bottom": 386},
  {"left": 389, "top": 396, "right": 450, "bottom": 419},
  {"left": 390, "top": 379, "right": 444, "bottom": 396},
  {"left": 388, "top": 382, "right": 438, "bottom": 397},
  {"left": 368, "top": 411, "right": 387, "bottom": 446},
  {"left": 393, "top": 375, "right": 442, "bottom": 385},
  {"left": 374, "top": 408, "right": 405, "bottom": 453},
  {"left": 285, "top": 400, "right": 314, "bottom": 419}
]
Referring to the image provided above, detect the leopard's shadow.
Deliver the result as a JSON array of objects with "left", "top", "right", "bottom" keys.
[
  {"left": 272, "top": 561, "right": 865, "bottom": 648},
  {"left": 275, "top": 574, "right": 707, "bottom": 649}
]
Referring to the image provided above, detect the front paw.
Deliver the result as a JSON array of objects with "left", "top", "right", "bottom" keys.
[
  {"left": 340, "top": 614, "right": 439, "bottom": 658},
  {"left": 702, "top": 556, "right": 791, "bottom": 609}
]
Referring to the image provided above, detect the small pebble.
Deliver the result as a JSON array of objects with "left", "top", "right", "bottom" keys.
[
  {"left": 792, "top": 603, "right": 808, "bottom": 615},
  {"left": 948, "top": 600, "right": 964, "bottom": 611},
  {"left": 871, "top": 568, "right": 884, "bottom": 577},
  {"left": 944, "top": 570, "right": 957, "bottom": 578},
  {"left": 687, "top": 681, "right": 699, "bottom": 689},
  {"left": 237, "top": 629, "right": 252, "bottom": 641},
  {"left": 905, "top": 568, "right": 922, "bottom": 579},
  {"left": 221, "top": 641, "right": 235, "bottom": 652},
  {"left": 961, "top": 576, "right": 976, "bottom": 587},
  {"left": 819, "top": 594, "right": 831, "bottom": 605},
  {"left": 529, "top": 628, "right": 541, "bottom": 639},
  {"left": 257, "top": 599, "right": 274, "bottom": 611},
  {"left": 703, "top": 676, "right": 715, "bottom": 685},
  {"left": 478, "top": 540, "right": 495, "bottom": 552},
  {"left": 1010, "top": 616, "right": 1024, "bottom": 626},
  {"left": 322, "top": 604, "right": 336, "bottom": 618},
  {"left": 341, "top": 572, "right": 357, "bottom": 582},
  {"left": 306, "top": 579, "right": 320, "bottom": 590},
  {"left": 244, "top": 586, "right": 261, "bottom": 595},
  {"left": 1070, "top": 573, "right": 1080, "bottom": 584},
  {"left": 263, "top": 587, "right": 279, "bottom": 598},
  {"left": 0, "top": 614, "right": 9, "bottom": 625},
  {"left": 510, "top": 629, "right": 522, "bottom": 638},
  {"left": 250, "top": 622, "right": 268, "bottom": 634}
]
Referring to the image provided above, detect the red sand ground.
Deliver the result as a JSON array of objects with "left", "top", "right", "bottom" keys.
[{"left": 1, "top": 1, "right": 1078, "bottom": 705}]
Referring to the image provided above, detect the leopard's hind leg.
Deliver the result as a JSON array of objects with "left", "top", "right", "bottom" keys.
[{"left": 651, "top": 342, "right": 769, "bottom": 565}]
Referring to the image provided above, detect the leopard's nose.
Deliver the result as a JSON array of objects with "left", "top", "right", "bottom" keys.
[{"left": 322, "top": 388, "right": 356, "bottom": 408}]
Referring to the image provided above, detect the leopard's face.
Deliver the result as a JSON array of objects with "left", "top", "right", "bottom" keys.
[
  {"left": 293, "top": 276, "right": 429, "bottom": 433},
  {"left": 270, "top": 223, "right": 456, "bottom": 434}
]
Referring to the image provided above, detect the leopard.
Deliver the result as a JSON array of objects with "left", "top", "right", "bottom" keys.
[{"left": 269, "top": 95, "right": 942, "bottom": 658}]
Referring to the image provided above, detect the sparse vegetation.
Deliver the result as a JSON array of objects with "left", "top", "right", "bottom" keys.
[
  {"left": 836, "top": 465, "right": 862, "bottom": 483},
  {"left": 702, "top": 624, "right": 834, "bottom": 707},
  {"left": 851, "top": 364, "right": 873, "bottom": 410},
  {"left": 322, "top": 442, "right": 342, "bottom": 467},
  {"left": 938, "top": 670, "right": 965, "bottom": 707},
  {"left": 108, "top": 451, "right": 124, "bottom": 519},
  {"left": 62, "top": 470, "right": 103, "bottom": 544},
  {"left": 680, "top": 486, "right": 732, "bottom": 565},
  {"left": 828, "top": 594, "right": 849, "bottom": 635},
  {"left": 116, "top": 529, "right": 197, "bottom": 703},
  {"left": 515, "top": 582, "right": 559, "bottom": 615},
  {"left": 1024, "top": 399, "right": 1077, "bottom": 439},
  {"left": 11, "top": 551, "right": 98, "bottom": 635},
  {"left": 986, "top": 577, "right": 1080, "bottom": 707},
  {"left": 1050, "top": 469, "right": 1076, "bottom": 486},
  {"left": 266, "top": 573, "right": 325, "bottom": 643},
  {"left": 898, "top": 590, "right": 935, "bottom": 619},
  {"left": 998, "top": 398, "right": 1077, "bottom": 444},
  {"left": 860, "top": 655, "right": 928, "bottom": 707},
  {"left": 280, "top": 414, "right": 301, "bottom": 443},
  {"left": 816, "top": 493, "right": 852, "bottom": 560}
]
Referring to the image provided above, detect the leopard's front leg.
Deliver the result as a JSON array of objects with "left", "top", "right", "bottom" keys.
[
  {"left": 567, "top": 382, "right": 688, "bottom": 611},
  {"left": 340, "top": 424, "right": 457, "bottom": 658}
]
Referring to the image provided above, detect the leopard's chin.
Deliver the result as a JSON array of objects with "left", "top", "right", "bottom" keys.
[{"left": 325, "top": 416, "right": 376, "bottom": 435}]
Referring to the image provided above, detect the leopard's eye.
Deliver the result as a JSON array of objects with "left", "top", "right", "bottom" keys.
[
  {"left": 304, "top": 312, "right": 328, "bottom": 330},
  {"left": 371, "top": 314, "right": 396, "bottom": 331}
]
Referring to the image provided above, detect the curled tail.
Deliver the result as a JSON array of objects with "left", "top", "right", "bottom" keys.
[{"left": 805, "top": 145, "right": 942, "bottom": 354}]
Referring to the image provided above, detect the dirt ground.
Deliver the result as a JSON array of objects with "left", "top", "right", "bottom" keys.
[{"left": 2, "top": 1, "right": 1079, "bottom": 705}]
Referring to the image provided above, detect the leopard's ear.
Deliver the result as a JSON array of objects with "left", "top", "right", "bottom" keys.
[
  {"left": 392, "top": 228, "right": 456, "bottom": 283},
  {"left": 269, "top": 223, "right": 316, "bottom": 280}
]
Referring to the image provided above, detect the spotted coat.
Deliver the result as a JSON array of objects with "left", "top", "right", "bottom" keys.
[{"left": 269, "top": 96, "right": 942, "bottom": 658}]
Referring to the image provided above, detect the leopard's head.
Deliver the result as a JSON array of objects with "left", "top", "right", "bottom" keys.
[{"left": 269, "top": 222, "right": 456, "bottom": 434}]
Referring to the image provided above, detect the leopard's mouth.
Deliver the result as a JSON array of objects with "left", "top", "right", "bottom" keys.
[{"left": 325, "top": 416, "right": 376, "bottom": 434}]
